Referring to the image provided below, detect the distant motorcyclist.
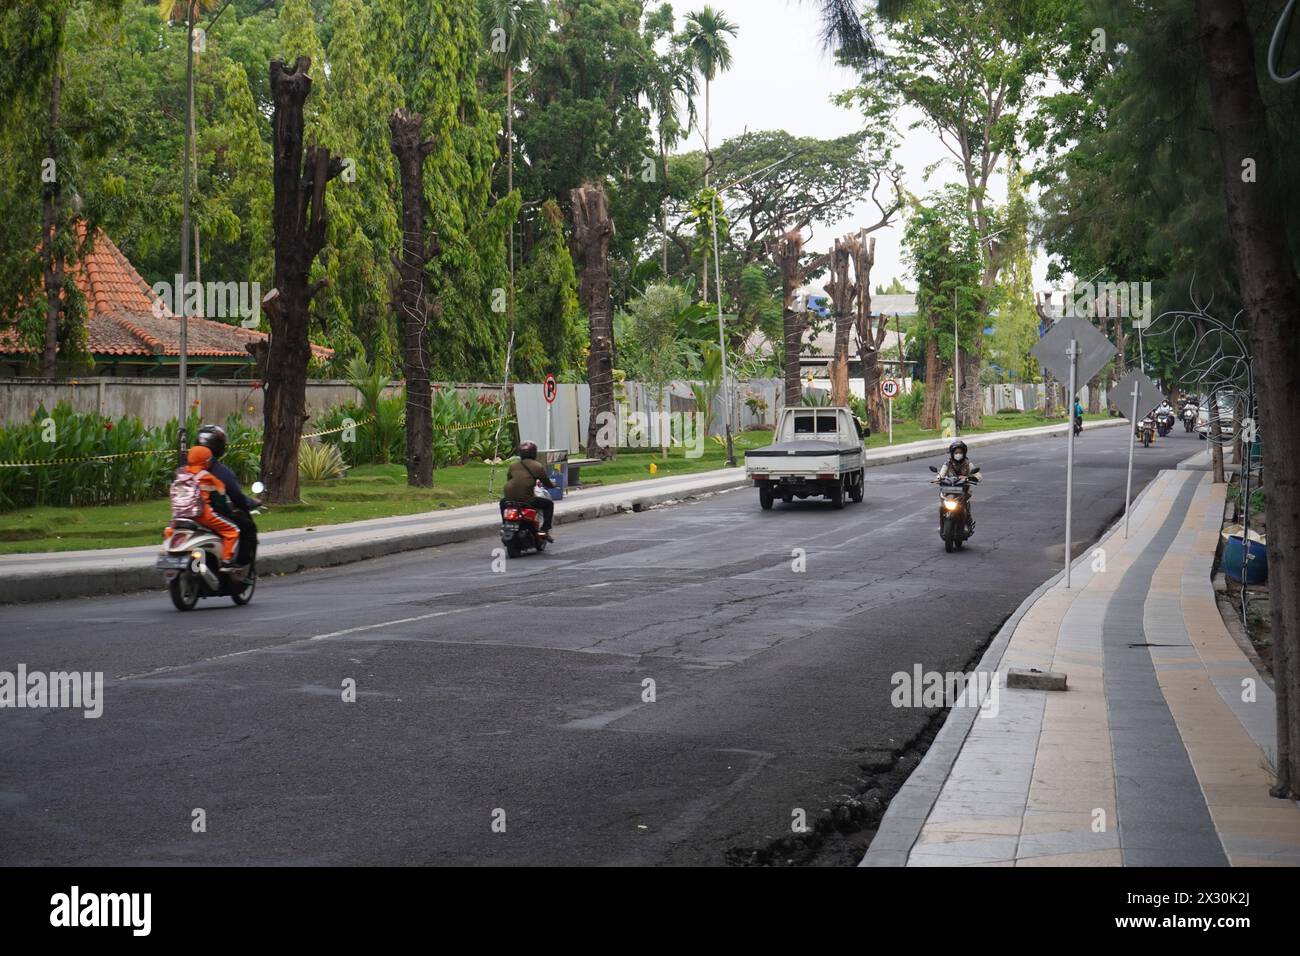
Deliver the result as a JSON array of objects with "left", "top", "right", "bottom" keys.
[
  {"left": 936, "top": 438, "right": 980, "bottom": 531},
  {"left": 197, "top": 424, "right": 260, "bottom": 568},
  {"left": 502, "top": 441, "right": 556, "bottom": 541}
]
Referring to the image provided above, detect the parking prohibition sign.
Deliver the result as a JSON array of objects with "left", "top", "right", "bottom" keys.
[{"left": 544, "top": 375, "right": 558, "bottom": 405}]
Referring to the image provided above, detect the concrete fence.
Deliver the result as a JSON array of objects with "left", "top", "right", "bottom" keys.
[
  {"left": 982, "top": 383, "right": 1109, "bottom": 415},
  {"left": 0, "top": 378, "right": 507, "bottom": 430}
]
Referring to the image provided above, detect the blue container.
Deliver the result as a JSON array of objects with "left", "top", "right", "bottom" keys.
[
  {"left": 1222, "top": 534, "right": 1267, "bottom": 585},
  {"left": 545, "top": 461, "right": 567, "bottom": 501}
]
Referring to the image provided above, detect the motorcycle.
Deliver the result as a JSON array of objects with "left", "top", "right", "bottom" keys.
[
  {"left": 1182, "top": 406, "right": 1198, "bottom": 432},
  {"left": 156, "top": 481, "right": 264, "bottom": 611},
  {"left": 500, "top": 484, "right": 550, "bottom": 558},
  {"left": 1137, "top": 415, "right": 1156, "bottom": 447},
  {"left": 1156, "top": 409, "right": 1176, "bottom": 437},
  {"left": 929, "top": 465, "right": 981, "bottom": 553}
]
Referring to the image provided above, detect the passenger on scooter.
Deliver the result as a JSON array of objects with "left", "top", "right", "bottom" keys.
[
  {"left": 502, "top": 441, "right": 556, "bottom": 541},
  {"left": 196, "top": 424, "right": 260, "bottom": 568},
  {"left": 178, "top": 445, "right": 241, "bottom": 567},
  {"left": 936, "top": 439, "right": 980, "bottom": 531}
]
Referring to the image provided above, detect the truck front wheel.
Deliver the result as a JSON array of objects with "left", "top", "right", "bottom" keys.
[{"left": 849, "top": 470, "right": 864, "bottom": 503}]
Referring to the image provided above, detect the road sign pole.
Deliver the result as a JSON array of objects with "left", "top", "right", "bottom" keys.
[
  {"left": 1065, "top": 338, "right": 1079, "bottom": 589},
  {"left": 888, "top": 395, "right": 893, "bottom": 445},
  {"left": 1124, "top": 381, "right": 1139, "bottom": 539},
  {"left": 546, "top": 400, "right": 553, "bottom": 452}
]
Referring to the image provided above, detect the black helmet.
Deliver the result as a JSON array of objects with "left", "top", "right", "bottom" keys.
[
  {"left": 516, "top": 440, "right": 538, "bottom": 460},
  {"left": 948, "top": 439, "right": 968, "bottom": 459},
  {"left": 197, "top": 424, "right": 228, "bottom": 459}
]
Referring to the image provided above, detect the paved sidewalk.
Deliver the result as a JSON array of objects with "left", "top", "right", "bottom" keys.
[
  {"left": 0, "top": 416, "right": 1123, "bottom": 604},
  {"left": 864, "top": 468, "right": 1300, "bottom": 866}
]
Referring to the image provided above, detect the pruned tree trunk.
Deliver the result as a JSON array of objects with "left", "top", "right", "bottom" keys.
[
  {"left": 1197, "top": 0, "right": 1300, "bottom": 799},
  {"left": 852, "top": 235, "right": 889, "bottom": 432},
  {"left": 920, "top": 329, "right": 948, "bottom": 430},
  {"left": 958, "top": 348, "right": 982, "bottom": 427},
  {"left": 389, "top": 107, "right": 438, "bottom": 488},
  {"left": 770, "top": 227, "right": 808, "bottom": 407},
  {"left": 261, "top": 57, "right": 343, "bottom": 503},
  {"left": 571, "top": 182, "right": 616, "bottom": 459},
  {"left": 824, "top": 236, "right": 855, "bottom": 407}
]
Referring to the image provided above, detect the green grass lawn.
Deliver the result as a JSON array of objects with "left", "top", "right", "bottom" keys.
[{"left": 0, "top": 410, "right": 1111, "bottom": 555}]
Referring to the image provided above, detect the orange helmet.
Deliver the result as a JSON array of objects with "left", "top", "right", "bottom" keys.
[{"left": 187, "top": 445, "right": 213, "bottom": 468}]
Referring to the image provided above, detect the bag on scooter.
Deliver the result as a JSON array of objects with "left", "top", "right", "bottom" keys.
[{"left": 169, "top": 468, "right": 204, "bottom": 520}]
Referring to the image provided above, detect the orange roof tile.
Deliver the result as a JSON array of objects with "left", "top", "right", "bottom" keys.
[{"left": 0, "top": 226, "right": 333, "bottom": 362}]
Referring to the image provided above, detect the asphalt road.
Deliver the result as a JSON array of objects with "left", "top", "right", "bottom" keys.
[{"left": 0, "top": 425, "right": 1201, "bottom": 866}]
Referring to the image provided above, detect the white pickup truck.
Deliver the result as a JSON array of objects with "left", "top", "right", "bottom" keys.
[{"left": 744, "top": 406, "right": 867, "bottom": 509}]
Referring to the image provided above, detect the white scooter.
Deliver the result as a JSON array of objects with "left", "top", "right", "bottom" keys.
[{"left": 156, "top": 481, "right": 265, "bottom": 611}]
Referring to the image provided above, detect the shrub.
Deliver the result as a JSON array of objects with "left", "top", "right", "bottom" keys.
[
  {"left": 0, "top": 404, "right": 258, "bottom": 512},
  {"left": 299, "top": 441, "right": 347, "bottom": 481},
  {"left": 897, "top": 382, "right": 925, "bottom": 421}
]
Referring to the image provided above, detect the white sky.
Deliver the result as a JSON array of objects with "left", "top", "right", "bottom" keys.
[{"left": 679, "top": 0, "right": 1055, "bottom": 297}]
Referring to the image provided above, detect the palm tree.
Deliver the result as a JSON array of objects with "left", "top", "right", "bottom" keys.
[
  {"left": 803, "top": 0, "right": 909, "bottom": 67},
  {"left": 480, "top": 0, "right": 546, "bottom": 324},
  {"left": 682, "top": 6, "right": 737, "bottom": 299}
]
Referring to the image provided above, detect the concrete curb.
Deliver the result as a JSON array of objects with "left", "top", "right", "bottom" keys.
[
  {"left": 859, "top": 450, "right": 1177, "bottom": 867},
  {"left": 0, "top": 417, "right": 1124, "bottom": 606}
]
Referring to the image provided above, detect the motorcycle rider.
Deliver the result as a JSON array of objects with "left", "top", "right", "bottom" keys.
[
  {"left": 178, "top": 445, "right": 241, "bottom": 567},
  {"left": 501, "top": 441, "right": 556, "bottom": 541},
  {"left": 1073, "top": 398, "right": 1084, "bottom": 429},
  {"left": 196, "top": 424, "right": 261, "bottom": 569},
  {"left": 936, "top": 438, "right": 980, "bottom": 532}
]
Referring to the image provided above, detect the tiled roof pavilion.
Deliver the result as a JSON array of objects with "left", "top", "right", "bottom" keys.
[{"left": 0, "top": 226, "right": 331, "bottom": 373}]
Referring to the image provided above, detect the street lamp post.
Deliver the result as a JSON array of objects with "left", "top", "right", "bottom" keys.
[{"left": 177, "top": 9, "right": 196, "bottom": 465}]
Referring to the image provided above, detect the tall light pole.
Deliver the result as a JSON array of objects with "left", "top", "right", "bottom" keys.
[
  {"left": 708, "top": 191, "right": 735, "bottom": 466},
  {"left": 177, "top": 6, "right": 196, "bottom": 464}
]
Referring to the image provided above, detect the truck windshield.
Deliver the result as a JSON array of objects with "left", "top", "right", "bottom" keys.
[
  {"left": 816, "top": 413, "right": 838, "bottom": 433},
  {"left": 793, "top": 414, "right": 816, "bottom": 433}
]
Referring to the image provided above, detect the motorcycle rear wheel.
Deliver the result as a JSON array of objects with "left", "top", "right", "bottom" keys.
[
  {"left": 169, "top": 574, "right": 200, "bottom": 611},
  {"left": 231, "top": 575, "right": 256, "bottom": 606}
]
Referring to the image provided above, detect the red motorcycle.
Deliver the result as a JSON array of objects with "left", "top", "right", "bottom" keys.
[{"left": 500, "top": 501, "right": 548, "bottom": 558}]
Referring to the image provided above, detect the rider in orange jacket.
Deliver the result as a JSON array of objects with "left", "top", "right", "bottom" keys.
[{"left": 183, "top": 445, "right": 241, "bottom": 565}]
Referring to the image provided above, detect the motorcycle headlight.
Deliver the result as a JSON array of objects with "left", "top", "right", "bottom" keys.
[{"left": 943, "top": 499, "right": 961, "bottom": 511}]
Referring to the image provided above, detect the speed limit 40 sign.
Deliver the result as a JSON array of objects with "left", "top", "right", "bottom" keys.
[{"left": 880, "top": 379, "right": 901, "bottom": 399}]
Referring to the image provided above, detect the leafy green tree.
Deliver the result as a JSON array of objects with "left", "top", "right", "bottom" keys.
[
  {"left": 847, "top": 0, "right": 1063, "bottom": 427},
  {"left": 902, "top": 190, "right": 982, "bottom": 430},
  {"left": 0, "top": 1, "right": 125, "bottom": 373},
  {"left": 989, "top": 166, "right": 1037, "bottom": 383},
  {"left": 513, "top": 200, "right": 584, "bottom": 381},
  {"left": 311, "top": 0, "right": 402, "bottom": 370},
  {"left": 398, "top": 0, "right": 517, "bottom": 381}
]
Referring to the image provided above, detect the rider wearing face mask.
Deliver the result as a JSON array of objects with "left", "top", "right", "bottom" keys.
[{"left": 937, "top": 438, "right": 979, "bottom": 530}]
